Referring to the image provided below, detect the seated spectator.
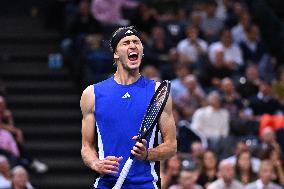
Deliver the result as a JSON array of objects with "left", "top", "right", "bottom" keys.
[
  {"left": 176, "top": 25, "right": 208, "bottom": 70},
  {"left": 245, "top": 160, "right": 282, "bottom": 189},
  {"left": 144, "top": 25, "right": 172, "bottom": 68},
  {"left": 200, "top": 0, "right": 224, "bottom": 43},
  {"left": 226, "top": 141, "right": 261, "bottom": 173},
  {"left": 171, "top": 64, "right": 191, "bottom": 102},
  {"left": 161, "top": 154, "right": 181, "bottom": 189},
  {"left": 239, "top": 24, "right": 272, "bottom": 80},
  {"left": 175, "top": 75, "right": 205, "bottom": 121},
  {"left": 248, "top": 80, "right": 283, "bottom": 117},
  {"left": 0, "top": 155, "right": 11, "bottom": 189},
  {"left": 8, "top": 166, "right": 34, "bottom": 189},
  {"left": 272, "top": 66, "right": 284, "bottom": 105},
  {"left": 191, "top": 91, "right": 230, "bottom": 141},
  {"left": 0, "top": 128, "right": 20, "bottom": 158},
  {"left": 197, "top": 150, "right": 218, "bottom": 188},
  {"left": 231, "top": 11, "right": 251, "bottom": 44},
  {"left": 141, "top": 65, "right": 161, "bottom": 81},
  {"left": 236, "top": 64, "right": 260, "bottom": 99},
  {"left": 207, "top": 160, "right": 244, "bottom": 189},
  {"left": 169, "top": 164, "right": 203, "bottom": 189},
  {"left": 208, "top": 28, "right": 243, "bottom": 73},
  {"left": 199, "top": 49, "right": 234, "bottom": 91},
  {"left": 235, "top": 151, "right": 258, "bottom": 185}
]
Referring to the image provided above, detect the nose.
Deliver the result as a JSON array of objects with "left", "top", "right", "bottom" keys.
[{"left": 129, "top": 41, "right": 136, "bottom": 48}]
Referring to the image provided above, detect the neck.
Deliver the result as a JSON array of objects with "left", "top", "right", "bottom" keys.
[{"left": 114, "top": 69, "right": 140, "bottom": 85}]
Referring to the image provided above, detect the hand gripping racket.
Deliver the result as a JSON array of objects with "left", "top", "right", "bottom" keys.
[{"left": 112, "top": 80, "right": 171, "bottom": 189}]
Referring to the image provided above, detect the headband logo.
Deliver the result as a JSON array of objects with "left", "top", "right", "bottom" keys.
[{"left": 125, "top": 30, "right": 133, "bottom": 34}]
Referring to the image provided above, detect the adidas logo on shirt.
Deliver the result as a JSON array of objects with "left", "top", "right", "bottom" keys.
[{"left": 122, "top": 92, "right": 131, "bottom": 98}]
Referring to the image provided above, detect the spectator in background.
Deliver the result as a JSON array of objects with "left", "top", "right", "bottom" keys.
[
  {"left": 197, "top": 150, "right": 218, "bottom": 188},
  {"left": 169, "top": 165, "right": 203, "bottom": 189},
  {"left": 0, "top": 97, "right": 23, "bottom": 145},
  {"left": 199, "top": 49, "right": 233, "bottom": 91},
  {"left": 130, "top": 3, "right": 157, "bottom": 41},
  {"left": 226, "top": 141, "right": 261, "bottom": 173},
  {"left": 207, "top": 160, "right": 244, "bottom": 189},
  {"left": 8, "top": 166, "right": 34, "bottom": 189},
  {"left": 246, "top": 160, "right": 282, "bottom": 189},
  {"left": 144, "top": 25, "right": 171, "bottom": 68},
  {"left": 191, "top": 91, "right": 230, "bottom": 142},
  {"left": 91, "top": 0, "right": 138, "bottom": 26},
  {"left": 272, "top": 67, "right": 284, "bottom": 105},
  {"left": 200, "top": 0, "right": 224, "bottom": 43},
  {"left": 236, "top": 64, "right": 260, "bottom": 99},
  {"left": 176, "top": 25, "right": 208, "bottom": 71},
  {"left": 0, "top": 155, "right": 11, "bottom": 189},
  {"left": 235, "top": 151, "right": 258, "bottom": 185},
  {"left": 231, "top": 11, "right": 251, "bottom": 43},
  {"left": 175, "top": 74, "right": 205, "bottom": 121},
  {"left": 141, "top": 65, "right": 161, "bottom": 81},
  {"left": 248, "top": 80, "right": 283, "bottom": 116},
  {"left": 0, "top": 128, "right": 20, "bottom": 159},
  {"left": 171, "top": 64, "right": 190, "bottom": 102},
  {"left": 208, "top": 28, "right": 243, "bottom": 73},
  {"left": 239, "top": 24, "right": 272, "bottom": 80},
  {"left": 161, "top": 154, "right": 181, "bottom": 189}
]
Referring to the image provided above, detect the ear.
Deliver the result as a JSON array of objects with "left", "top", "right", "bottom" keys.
[{"left": 114, "top": 52, "right": 119, "bottom": 59}]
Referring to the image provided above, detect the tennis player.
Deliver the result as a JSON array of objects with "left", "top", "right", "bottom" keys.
[{"left": 80, "top": 26, "right": 177, "bottom": 189}]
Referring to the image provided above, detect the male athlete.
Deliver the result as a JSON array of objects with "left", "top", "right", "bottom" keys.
[{"left": 80, "top": 26, "right": 177, "bottom": 189}]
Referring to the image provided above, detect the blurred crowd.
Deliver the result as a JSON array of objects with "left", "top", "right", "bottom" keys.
[
  {"left": 2, "top": 0, "right": 284, "bottom": 188},
  {"left": 47, "top": 0, "right": 284, "bottom": 188},
  {"left": 0, "top": 83, "right": 47, "bottom": 188}
]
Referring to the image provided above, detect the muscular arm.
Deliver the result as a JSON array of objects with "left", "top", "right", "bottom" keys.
[
  {"left": 80, "top": 86, "right": 122, "bottom": 174},
  {"left": 147, "top": 94, "right": 177, "bottom": 161},
  {"left": 80, "top": 85, "right": 98, "bottom": 170}
]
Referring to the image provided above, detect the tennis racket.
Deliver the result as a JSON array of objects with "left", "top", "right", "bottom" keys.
[{"left": 112, "top": 80, "right": 171, "bottom": 189}]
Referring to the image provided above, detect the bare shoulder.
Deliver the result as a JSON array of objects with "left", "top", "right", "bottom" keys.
[{"left": 80, "top": 85, "right": 95, "bottom": 115}]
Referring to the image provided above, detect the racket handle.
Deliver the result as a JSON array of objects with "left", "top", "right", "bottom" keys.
[{"left": 112, "top": 157, "right": 133, "bottom": 189}]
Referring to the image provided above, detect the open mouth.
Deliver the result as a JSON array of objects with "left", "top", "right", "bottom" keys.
[{"left": 128, "top": 52, "right": 139, "bottom": 61}]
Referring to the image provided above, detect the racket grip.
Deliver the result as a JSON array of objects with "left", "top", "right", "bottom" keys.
[{"left": 112, "top": 157, "right": 133, "bottom": 189}]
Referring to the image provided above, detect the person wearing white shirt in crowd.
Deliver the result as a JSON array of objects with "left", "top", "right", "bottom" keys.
[
  {"left": 231, "top": 11, "right": 251, "bottom": 43},
  {"left": 207, "top": 160, "right": 244, "bottom": 189},
  {"left": 246, "top": 160, "right": 282, "bottom": 189},
  {"left": 208, "top": 28, "right": 243, "bottom": 70},
  {"left": 191, "top": 91, "right": 230, "bottom": 140},
  {"left": 177, "top": 25, "right": 208, "bottom": 66},
  {"left": 0, "top": 155, "right": 11, "bottom": 189}
]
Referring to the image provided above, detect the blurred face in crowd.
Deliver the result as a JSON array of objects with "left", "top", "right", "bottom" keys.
[
  {"left": 79, "top": 0, "right": 90, "bottom": 17},
  {"left": 179, "top": 170, "right": 199, "bottom": 188},
  {"left": 237, "top": 151, "right": 252, "bottom": 172},
  {"left": 240, "top": 11, "right": 250, "bottom": 27},
  {"left": 219, "top": 161, "right": 235, "bottom": 184},
  {"left": 259, "top": 81, "right": 272, "bottom": 96},
  {"left": 191, "top": 142, "right": 205, "bottom": 159},
  {"left": 259, "top": 161, "right": 274, "bottom": 185},
  {"left": 221, "top": 29, "right": 232, "bottom": 47},
  {"left": 167, "top": 154, "right": 181, "bottom": 175},
  {"left": 235, "top": 141, "right": 249, "bottom": 155},
  {"left": 246, "top": 65, "right": 259, "bottom": 81},
  {"left": 203, "top": 151, "right": 217, "bottom": 170},
  {"left": 184, "top": 75, "right": 197, "bottom": 92},
  {"left": 214, "top": 50, "right": 225, "bottom": 66},
  {"left": 207, "top": 92, "right": 221, "bottom": 109},
  {"left": 12, "top": 167, "right": 29, "bottom": 189},
  {"left": 0, "top": 97, "right": 6, "bottom": 116},
  {"left": 205, "top": 3, "right": 217, "bottom": 17},
  {"left": 261, "top": 127, "right": 276, "bottom": 144},
  {"left": 0, "top": 156, "right": 11, "bottom": 178},
  {"left": 186, "top": 26, "right": 199, "bottom": 41},
  {"left": 247, "top": 25, "right": 260, "bottom": 42},
  {"left": 175, "top": 64, "right": 189, "bottom": 79},
  {"left": 141, "top": 65, "right": 160, "bottom": 81},
  {"left": 151, "top": 26, "right": 165, "bottom": 41},
  {"left": 221, "top": 78, "right": 234, "bottom": 94}
]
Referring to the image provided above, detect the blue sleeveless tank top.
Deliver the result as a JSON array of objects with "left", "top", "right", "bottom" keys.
[{"left": 93, "top": 75, "right": 160, "bottom": 189}]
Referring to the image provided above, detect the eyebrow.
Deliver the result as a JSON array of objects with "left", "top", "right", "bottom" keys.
[{"left": 121, "top": 39, "right": 140, "bottom": 44}]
